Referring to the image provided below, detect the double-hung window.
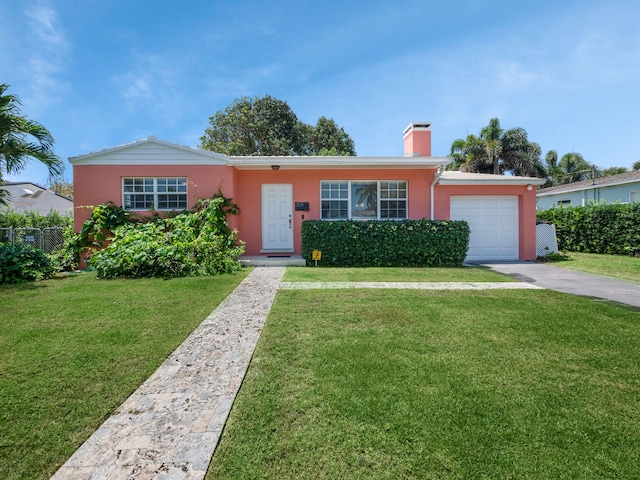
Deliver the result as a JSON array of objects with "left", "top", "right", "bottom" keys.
[
  {"left": 320, "top": 180, "right": 407, "bottom": 220},
  {"left": 122, "top": 177, "right": 187, "bottom": 210},
  {"left": 321, "top": 181, "right": 349, "bottom": 219}
]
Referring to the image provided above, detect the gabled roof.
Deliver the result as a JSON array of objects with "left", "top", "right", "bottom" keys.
[
  {"left": 69, "top": 136, "right": 453, "bottom": 169},
  {"left": 1, "top": 181, "right": 73, "bottom": 202},
  {"left": 438, "top": 171, "right": 547, "bottom": 186},
  {"left": 1, "top": 181, "right": 47, "bottom": 189},
  {"left": 537, "top": 170, "right": 640, "bottom": 196},
  {"left": 69, "top": 136, "right": 228, "bottom": 165}
]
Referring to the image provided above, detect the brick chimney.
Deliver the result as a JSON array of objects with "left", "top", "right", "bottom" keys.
[{"left": 403, "top": 122, "right": 432, "bottom": 157}]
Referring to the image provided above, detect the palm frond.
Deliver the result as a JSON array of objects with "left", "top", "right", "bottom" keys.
[{"left": 0, "top": 84, "right": 63, "bottom": 179}]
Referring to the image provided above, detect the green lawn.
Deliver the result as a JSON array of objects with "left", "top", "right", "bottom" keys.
[
  {"left": 207, "top": 288, "right": 640, "bottom": 479},
  {"left": 284, "top": 266, "right": 511, "bottom": 282},
  {"left": 0, "top": 270, "right": 249, "bottom": 480},
  {"left": 551, "top": 252, "right": 640, "bottom": 282},
  {"left": 3, "top": 265, "right": 639, "bottom": 479}
]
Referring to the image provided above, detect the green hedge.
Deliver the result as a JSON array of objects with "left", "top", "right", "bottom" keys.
[
  {"left": 0, "top": 208, "right": 72, "bottom": 228},
  {"left": 0, "top": 243, "right": 55, "bottom": 284},
  {"left": 537, "top": 203, "right": 640, "bottom": 256},
  {"left": 301, "top": 220, "right": 470, "bottom": 267}
]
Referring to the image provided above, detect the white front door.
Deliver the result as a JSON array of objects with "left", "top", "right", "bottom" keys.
[{"left": 262, "top": 184, "right": 293, "bottom": 252}]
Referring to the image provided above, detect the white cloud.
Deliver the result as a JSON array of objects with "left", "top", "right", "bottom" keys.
[
  {"left": 122, "top": 75, "right": 152, "bottom": 103},
  {"left": 112, "top": 52, "right": 194, "bottom": 127},
  {"left": 22, "top": 1, "right": 69, "bottom": 114},
  {"left": 26, "top": 4, "right": 67, "bottom": 49}
]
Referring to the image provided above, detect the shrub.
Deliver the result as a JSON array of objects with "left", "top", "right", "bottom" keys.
[
  {"left": 301, "top": 219, "right": 470, "bottom": 267},
  {"left": 90, "top": 196, "right": 245, "bottom": 278},
  {"left": 77, "top": 201, "right": 138, "bottom": 248},
  {"left": 537, "top": 203, "right": 640, "bottom": 256},
  {"left": 537, "top": 251, "right": 572, "bottom": 262},
  {"left": 47, "top": 225, "right": 82, "bottom": 272},
  {"left": 0, "top": 243, "right": 55, "bottom": 284},
  {"left": 0, "top": 208, "right": 72, "bottom": 228}
]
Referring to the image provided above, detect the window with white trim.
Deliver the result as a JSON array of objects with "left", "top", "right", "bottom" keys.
[
  {"left": 380, "top": 181, "right": 407, "bottom": 219},
  {"left": 630, "top": 191, "right": 639, "bottom": 203},
  {"left": 320, "top": 180, "right": 407, "bottom": 220},
  {"left": 122, "top": 177, "right": 187, "bottom": 210}
]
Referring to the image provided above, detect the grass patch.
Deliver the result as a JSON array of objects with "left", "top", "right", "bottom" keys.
[
  {"left": 208, "top": 289, "right": 640, "bottom": 479},
  {"left": 284, "top": 266, "right": 511, "bottom": 282},
  {"left": 0, "top": 270, "right": 249, "bottom": 480},
  {"left": 550, "top": 252, "right": 640, "bottom": 282}
]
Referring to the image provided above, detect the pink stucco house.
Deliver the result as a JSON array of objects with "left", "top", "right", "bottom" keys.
[{"left": 70, "top": 123, "right": 545, "bottom": 263}]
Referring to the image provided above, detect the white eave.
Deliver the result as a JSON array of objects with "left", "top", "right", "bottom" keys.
[
  {"left": 228, "top": 156, "right": 452, "bottom": 170},
  {"left": 437, "top": 171, "right": 547, "bottom": 185}
]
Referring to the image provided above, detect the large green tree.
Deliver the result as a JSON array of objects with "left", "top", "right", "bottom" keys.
[
  {"left": 304, "top": 116, "right": 355, "bottom": 156},
  {"left": 200, "top": 95, "right": 356, "bottom": 156},
  {"left": 0, "top": 84, "right": 63, "bottom": 205},
  {"left": 449, "top": 118, "right": 544, "bottom": 177}
]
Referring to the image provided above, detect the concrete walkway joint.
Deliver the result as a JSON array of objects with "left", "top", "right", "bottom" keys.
[{"left": 280, "top": 281, "right": 542, "bottom": 290}]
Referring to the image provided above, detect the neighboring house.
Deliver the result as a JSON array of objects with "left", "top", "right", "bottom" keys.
[
  {"left": 70, "top": 123, "right": 545, "bottom": 263},
  {"left": 537, "top": 170, "right": 640, "bottom": 210},
  {"left": 1, "top": 182, "right": 73, "bottom": 215}
]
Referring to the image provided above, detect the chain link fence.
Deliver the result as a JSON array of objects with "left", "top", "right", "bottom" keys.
[{"left": 0, "top": 227, "right": 65, "bottom": 254}]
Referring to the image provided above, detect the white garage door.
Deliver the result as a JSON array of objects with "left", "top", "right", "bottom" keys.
[{"left": 450, "top": 196, "right": 519, "bottom": 262}]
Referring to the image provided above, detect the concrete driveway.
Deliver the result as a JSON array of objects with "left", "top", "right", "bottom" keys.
[{"left": 481, "top": 262, "right": 640, "bottom": 310}]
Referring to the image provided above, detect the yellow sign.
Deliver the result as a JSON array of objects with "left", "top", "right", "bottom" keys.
[{"left": 312, "top": 250, "right": 322, "bottom": 261}]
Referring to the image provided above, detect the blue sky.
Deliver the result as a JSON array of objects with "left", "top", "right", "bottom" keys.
[{"left": 2, "top": 0, "right": 639, "bottom": 184}]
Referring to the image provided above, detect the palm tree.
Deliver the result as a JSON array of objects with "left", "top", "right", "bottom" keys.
[
  {"left": 0, "top": 84, "right": 63, "bottom": 204},
  {"left": 540, "top": 150, "right": 560, "bottom": 187},
  {"left": 449, "top": 138, "right": 469, "bottom": 171},
  {"left": 454, "top": 118, "right": 503, "bottom": 174},
  {"left": 558, "top": 152, "right": 592, "bottom": 184},
  {"left": 449, "top": 118, "right": 543, "bottom": 177}
]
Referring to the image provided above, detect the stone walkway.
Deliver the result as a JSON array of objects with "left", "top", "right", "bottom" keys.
[
  {"left": 51, "top": 270, "right": 545, "bottom": 479},
  {"left": 52, "top": 267, "right": 285, "bottom": 480}
]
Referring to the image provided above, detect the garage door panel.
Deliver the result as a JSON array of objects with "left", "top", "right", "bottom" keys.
[{"left": 450, "top": 196, "right": 519, "bottom": 261}]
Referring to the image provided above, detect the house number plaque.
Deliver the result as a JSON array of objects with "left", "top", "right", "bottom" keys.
[{"left": 295, "top": 202, "right": 309, "bottom": 211}]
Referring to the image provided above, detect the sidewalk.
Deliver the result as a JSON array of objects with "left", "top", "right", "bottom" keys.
[{"left": 481, "top": 262, "right": 640, "bottom": 309}]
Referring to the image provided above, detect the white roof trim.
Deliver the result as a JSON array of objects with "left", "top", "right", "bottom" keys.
[
  {"left": 438, "top": 171, "right": 547, "bottom": 185},
  {"left": 69, "top": 136, "right": 228, "bottom": 165},
  {"left": 228, "top": 155, "right": 452, "bottom": 170}
]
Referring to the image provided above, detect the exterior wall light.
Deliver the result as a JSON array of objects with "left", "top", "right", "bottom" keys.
[{"left": 271, "top": 165, "right": 280, "bottom": 171}]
